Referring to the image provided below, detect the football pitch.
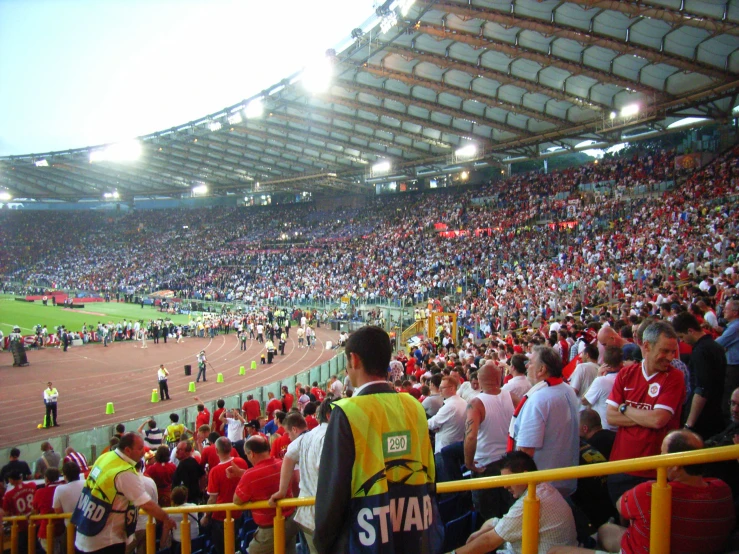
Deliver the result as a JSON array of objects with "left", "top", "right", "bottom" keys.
[{"left": 0, "top": 294, "right": 192, "bottom": 335}]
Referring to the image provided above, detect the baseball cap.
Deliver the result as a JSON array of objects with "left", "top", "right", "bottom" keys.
[{"left": 246, "top": 419, "right": 261, "bottom": 430}]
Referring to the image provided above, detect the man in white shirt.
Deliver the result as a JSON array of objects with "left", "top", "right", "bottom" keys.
[
  {"left": 53, "top": 462, "right": 85, "bottom": 524},
  {"left": 220, "top": 408, "right": 245, "bottom": 442},
  {"left": 269, "top": 401, "right": 332, "bottom": 553},
  {"left": 501, "top": 355, "right": 531, "bottom": 405},
  {"left": 582, "top": 346, "right": 622, "bottom": 431},
  {"left": 428, "top": 375, "right": 467, "bottom": 481},
  {"left": 422, "top": 374, "right": 445, "bottom": 418},
  {"left": 568, "top": 344, "right": 599, "bottom": 401}
]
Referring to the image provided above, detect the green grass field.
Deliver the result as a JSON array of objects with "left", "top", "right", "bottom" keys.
[{"left": 0, "top": 294, "right": 193, "bottom": 335}]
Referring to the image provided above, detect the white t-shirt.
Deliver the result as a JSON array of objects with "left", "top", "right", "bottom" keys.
[
  {"left": 225, "top": 418, "right": 245, "bottom": 442},
  {"left": 75, "top": 451, "right": 152, "bottom": 552},
  {"left": 135, "top": 475, "right": 158, "bottom": 532},
  {"left": 171, "top": 504, "right": 198, "bottom": 542},
  {"left": 286, "top": 424, "right": 328, "bottom": 531},
  {"left": 569, "top": 362, "right": 599, "bottom": 399},
  {"left": 52, "top": 478, "right": 85, "bottom": 526},
  {"left": 502, "top": 375, "right": 531, "bottom": 399},
  {"left": 330, "top": 380, "right": 343, "bottom": 398},
  {"left": 583, "top": 373, "right": 618, "bottom": 431}
]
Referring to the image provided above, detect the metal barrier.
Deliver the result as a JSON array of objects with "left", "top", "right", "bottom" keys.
[{"left": 4, "top": 444, "right": 737, "bottom": 554}]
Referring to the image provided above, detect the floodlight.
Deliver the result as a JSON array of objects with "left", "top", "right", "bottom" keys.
[
  {"left": 620, "top": 104, "right": 639, "bottom": 118},
  {"left": 610, "top": 111, "right": 617, "bottom": 119},
  {"left": 35, "top": 159, "right": 49, "bottom": 167},
  {"left": 90, "top": 141, "right": 142, "bottom": 163},
  {"left": 208, "top": 121, "right": 222, "bottom": 132},
  {"left": 228, "top": 112, "right": 242, "bottom": 125},
  {"left": 380, "top": 12, "right": 398, "bottom": 34},
  {"left": 0, "top": 192, "right": 11, "bottom": 201},
  {"left": 455, "top": 144, "right": 477, "bottom": 158},
  {"left": 244, "top": 99, "right": 264, "bottom": 119},
  {"left": 372, "top": 161, "right": 391, "bottom": 174},
  {"left": 460, "top": 171, "right": 469, "bottom": 180},
  {"left": 193, "top": 185, "right": 208, "bottom": 194},
  {"left": 302, "top": 57, "right": 334, "bottom": 93}
]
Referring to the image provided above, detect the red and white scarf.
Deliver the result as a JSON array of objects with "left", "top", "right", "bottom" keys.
[{"left": 507, "top": 377, "right": 563, "bottom": 452}]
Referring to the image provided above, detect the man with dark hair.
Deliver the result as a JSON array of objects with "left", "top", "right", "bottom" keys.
[
  {"left": 568, "top": 343, "right": 599, "bottom": 399},
  {"left": 232, "top": 436, "right": 299, "bottom": 554},
  {"left": 172, "top": 440, "right": 204, "bottom": 504},
  {"left": 202, "top": 437, "right": 248, "bottom": 554},
  {"left": 455, "top": 451, "right": 576, "bottom": 554},
  {"left": 502, "top": 354, "right": 530, "bottom": 403},
  {"left": 606, "top": 321, "right": 686, "bottom": 503},
  {"left": 33, "top": 467, "right": 64, "bottom": 554},
  {"left": 422, "top": 373, "right": 444, "bottom": 417},
  {"left": 314, "top": 326, "right": 440, "bottom": 553},
  {"left": 673, "top": 311, "right": 727, "bottom": 439},
  {"left": 34, "top": 441, "right": 61, "bottom": 479},
  {"left": 243, "top": 394, "right": 261, "bottom": 422},
  {"left": 213, "top": 399, "right": 226, "bottom": 436},
  {"left": 509, "top": 345, "right": 580, "bottom": 498},
  {"left": 1, "top": 447, "right": 32, "bottom": 483},
  {"left": 53, "top": 461, "right": 84, "bottom": 525},
  {"left": 3, "top": 470, "right": 36, "bottom": 554},
  {"left": 71, "top": 433, "right": 176, "bottom": 554}
]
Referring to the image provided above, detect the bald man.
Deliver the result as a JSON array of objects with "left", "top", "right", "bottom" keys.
[
  {"left": 551, "top": 429, "right": 735, "bottom": 554},
  {"left": 597, "top": 326, "right": 641, "bottom": 363},
  {"left": 464, "top": 361, "right": 516, "bottom": 520}
]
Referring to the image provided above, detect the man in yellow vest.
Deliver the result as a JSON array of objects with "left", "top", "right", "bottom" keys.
[
  {"left": 314, "top": 326, "right": 442, "bottom": 553},
  {"left": 72, "top": 433, "right": 177, "bottom": 554}
]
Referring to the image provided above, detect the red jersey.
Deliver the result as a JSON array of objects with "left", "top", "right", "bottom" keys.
[
  {"left": 234, "top": 457, "right": 294, "bottom": 526},
  {"left": 310, "top": 387, "right": 325, "bottom": 402},
  {"left": 270, "top": 433, "right": 291, "bottom": 459},
  {"left": 243, "top": 399, "right": 261, "bottom": 422},
  {"left": 606, "top": 362, "right": 685, "bottom": 477},
  {"left": 206, "top": 457, "right": 249, "bottom": 521},
  {"left": 305, "top": 415, "right": 318, "bottom": 430},
  {"left": 213, "top": 408, "right": 226, "bottom": 435},
  {"left": 266, "top": 399, "right": 282, "bottom": 420},
  {"left": 195, "top": 409, "right": 211, "bottom": 429},
  {"left": 32, "top": 484, "right": 64, "bottom": 538},
  {"left": 145, "top": 462, "right": 176, "bottom": 496},
  {"left": 621, "top": 479, "right": 735, "bottom": 554},
  {"left": 2, "top": 482, "right": 36, "bottom": 531},
  {"left": 282, "top": 393, "right": 294, "bottom": 411},
  {"left": 200, "top": 446, "right": 239, "bottom": 471}
]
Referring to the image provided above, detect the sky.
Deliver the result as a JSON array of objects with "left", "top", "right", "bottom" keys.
[{"left": 0, "top": 0, "right": 375, "bottom": 156}]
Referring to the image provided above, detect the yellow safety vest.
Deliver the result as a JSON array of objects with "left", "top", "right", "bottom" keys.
[
  {"left": 71, "top": 451, "right": 138, "bottom": 537},
  {"left": 335, "top": 391, "right": 441, "bottom": 553}
]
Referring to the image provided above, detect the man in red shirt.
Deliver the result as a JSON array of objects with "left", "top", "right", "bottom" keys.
[
  {"left": 213, "top": 399, "right": 226, "bottom": 436},
  {"left": 203, "top": 437, "right": 248, "bottom": 554},
  {"left": 232, "top": 436, "right": 299, "bottom": 554},
  {"left": 310, "top": 382, "right": 325, "bottom": 402},
  {"left": 270, "top": 423, "right": 292, "bottom": 460},
  {"left": 2, "top": 470, "right": 36, "bottom": 554},
  {"left": 266, "top": 392, "right": 282, "bottom": 420},
  {"left": 32, "top": 468, "right": 64, "bottom": 554},
  {"left": 242, "top": 395, "right": 261, "bottom": 422},
  {"left": 605, "top": 321, "right": 686, "bottom": 502},
  {"left": 200, "top": 432, "right": 240, "bottom": 473},
  {"left": 281, "top": 386, "right": 294, "bottom": 412},
  {"left": 194, "top": 397, "right": 211, "bottom": 430}
]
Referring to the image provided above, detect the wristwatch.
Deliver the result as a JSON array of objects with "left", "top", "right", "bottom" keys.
[{"left": 619, "top": 403, "right": 627, "bottom": 415}]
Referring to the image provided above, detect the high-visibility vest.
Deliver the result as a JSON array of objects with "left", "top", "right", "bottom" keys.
[
  {"left": 70, "top": 451, "right": 137, "bottom": 537},
  {"left": 335, "top": 390, "right": 441, "bottom": 553}
]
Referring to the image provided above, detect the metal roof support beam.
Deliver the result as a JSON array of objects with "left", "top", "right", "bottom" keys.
[
  {"left": 201, "top": 133, "right": 326, "bottom": 172},
  {"left": 429, "top": 0, "right": 730, "bottom": 80}
]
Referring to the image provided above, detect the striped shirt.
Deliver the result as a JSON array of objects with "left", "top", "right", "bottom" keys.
[{"left": 144, "top": 427, "right": 164, "bottom": 448}]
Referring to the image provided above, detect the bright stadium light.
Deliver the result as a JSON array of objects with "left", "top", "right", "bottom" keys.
[
  {"left": 0, "top": 191, "right": 12, "bottom": 201},
  {"left": 380, "top": 11, "right": 398, "bottom": 34},
  {"left": 103, "top": 191, "right": 120, "bottom": 199},
  {"left": 372, "top": 160, "right": 391, "bottom": 174},
  {"left": 192, "top": 184, "right": 208, "bottom": 195},
  {"left": 620, "top": 104, "right": 639, "bottom": 118},
  {"left": 227, "top": 112, "right": 242, "bottom": 125},
  {"left": 244, "top": 99, "right": 264, "bottom": 119},
  {"left": 34, "top": 159, "right": 49, "bottom": 167},
  {"left": 208, "top": 121, "right": 222, "bottom": 132},
  {"left": 455, "top": 144, "right": 477, "bottom": 159},
  {"left": 90, "top": 140, "right": 142, "bottom": 163},
  {"left": 399, "top": 0, "right": 415, "bottom": 16},
  {"left": 302, "top": 57, "right": 334, "bottom": 93}
]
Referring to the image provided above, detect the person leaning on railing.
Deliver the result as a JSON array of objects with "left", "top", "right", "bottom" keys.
[{"left": 550, "top": 429, "right": 737, "bottom": 554}]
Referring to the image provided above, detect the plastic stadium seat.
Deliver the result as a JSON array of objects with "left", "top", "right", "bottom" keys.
[{"left": 442, "top": 510, "right": 477, "bottom": 552}]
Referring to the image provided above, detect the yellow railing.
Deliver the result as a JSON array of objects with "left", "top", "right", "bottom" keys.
[
  {"left": 401, "top": 319, "right": 426, "bottom": 344},
  {"left": 3, "top": 444, "right": 738, "bottom": 554}
]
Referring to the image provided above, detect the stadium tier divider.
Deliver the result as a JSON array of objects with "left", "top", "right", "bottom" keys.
[{"left": 0, "top": 352, "right": 346, "bottom": 466}]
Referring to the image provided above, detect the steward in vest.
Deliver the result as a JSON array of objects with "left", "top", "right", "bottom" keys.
[
  {"left": 72, "top": 433, "right": 176, "bottom": 554},
  {"left": 314, "top": 326, "right": 443, "bottom": 554}
]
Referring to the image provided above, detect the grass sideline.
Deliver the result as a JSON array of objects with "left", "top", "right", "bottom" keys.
[{"left": 0, "top": 294, "right": 192, "bottom": 335}]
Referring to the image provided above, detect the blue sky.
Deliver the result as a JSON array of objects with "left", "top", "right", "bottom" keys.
[{"left": 0, "top": 0, "right": 374, "bottom": 156}]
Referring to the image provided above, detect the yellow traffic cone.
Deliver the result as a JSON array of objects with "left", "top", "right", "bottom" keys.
[
  {"left": 216, "top": 373, "right": 224, "bottom": 383},
  {"left": 239, "top": 366, "right": 246, "bottom": 375},
  {"left": 151, "top": 389, "right": 160, "bottom": 403},
  {"left": 251, "top": 360, "right": 257, "bottom": 370},
  {"left": 188, "top": 382, "right": 196, "bottom": 393},
  {"left": 105, "top": 402, "right": 115, "bottom": 415}
]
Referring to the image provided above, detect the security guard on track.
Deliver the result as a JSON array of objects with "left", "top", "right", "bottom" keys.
[{"left": 314, "top": 326, "right": 442, "bottom": 553}]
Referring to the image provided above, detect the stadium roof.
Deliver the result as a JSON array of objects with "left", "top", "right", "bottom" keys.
[{"left": 2, "top": 0, "right": 738, "bottom": 201}]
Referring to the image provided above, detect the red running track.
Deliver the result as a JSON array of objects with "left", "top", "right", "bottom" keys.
[{"left": 0, "top": 326, "right": 341, "bottom": 448}]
